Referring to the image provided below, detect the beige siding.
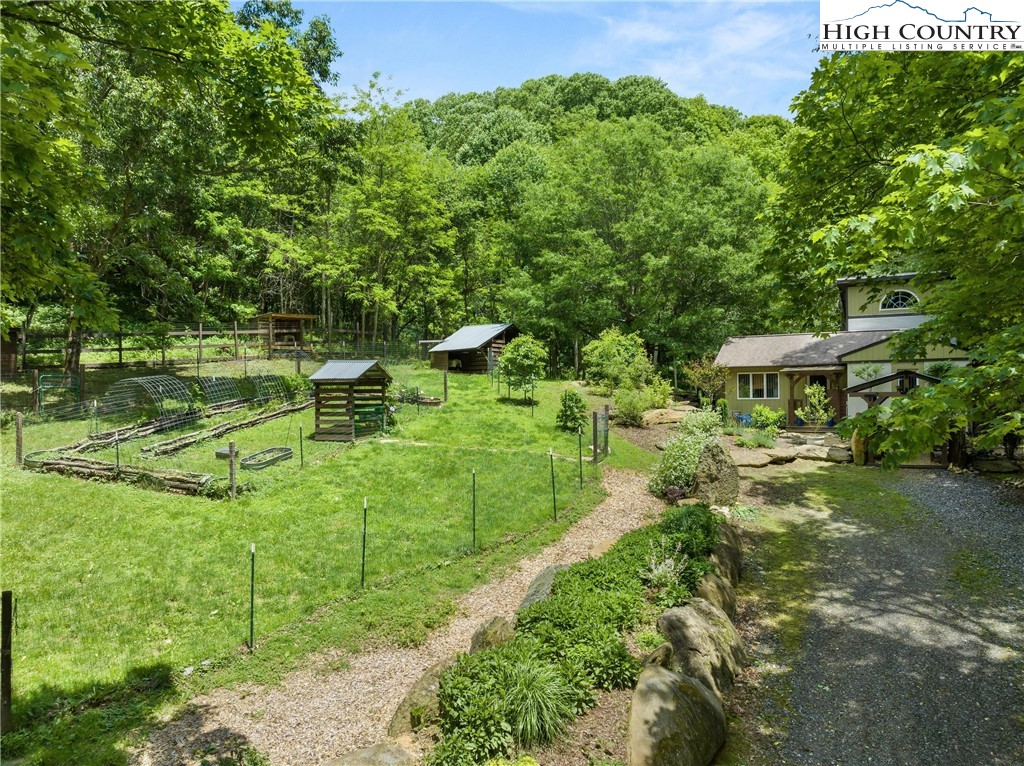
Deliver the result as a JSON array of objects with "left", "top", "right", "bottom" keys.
[
  {"left": 722, "top": 368, "right": 790, "bottom": 419},
  {"left": 845, "top": 280, "right": 930, "bottom": 318},
  {"left": 841, "top": 338, "right": 967, "bottom": 363}
]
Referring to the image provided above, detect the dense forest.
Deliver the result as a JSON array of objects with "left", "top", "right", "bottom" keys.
[
  {"left": 3, "top": 1, "right": 1020, "bottom": 451},
  {"left": 1, "top": 0, "right": 794, "bottom": 372}
]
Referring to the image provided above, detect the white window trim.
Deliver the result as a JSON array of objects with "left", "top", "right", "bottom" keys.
[
  {"left": 879, "top": 289, "right": 919, "bottom": 311},
  {"left": 737, "top": 372, "right": 780, "bottom": 400}
]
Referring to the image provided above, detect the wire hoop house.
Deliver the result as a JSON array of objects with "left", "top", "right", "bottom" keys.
[
  {"left": 249, "top": 374, "right": 290, "bottom": 405},
  {"left": 101, "top": 375, "right": 200, "bottom": 430},
  {"left": 197, "top": 376, "right": 243, "bottom": 405}
]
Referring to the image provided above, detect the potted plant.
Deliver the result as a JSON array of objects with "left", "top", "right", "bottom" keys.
[{"left": 795, "top": 383, "right": 836, "bottom": 445}]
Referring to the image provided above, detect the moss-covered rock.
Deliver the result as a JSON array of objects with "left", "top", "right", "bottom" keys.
[
  {"left": 657, "top": 599, "right": 747, "bottom": 701},
  {"left": 627, "top": 664, "right": 726, "bottom": 766}
]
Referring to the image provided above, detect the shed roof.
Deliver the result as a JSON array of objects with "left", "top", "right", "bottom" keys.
[
  {"left": 715, "top": 331, "right": 893, "bottom": 368},
  {"left": 309, "top": 360, "right": 392, "bottom": 382},
  {"left": 429, "top": 323, "right": 514, "bottom": 354}
]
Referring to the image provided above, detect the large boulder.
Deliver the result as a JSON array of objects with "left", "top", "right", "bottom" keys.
[
  {"left": 657, "top": 599, "right": 747, "bottom": 701},
  {"left": 973, "top": 458, "right": 1021, "bottom": 474},
  {"left": 693, "top": 571, "right": 736, "bottom": 620},
  {"left": 691, "top": 441, "right": 739, "bottom": 507},
  {"left": 795, "top": 444, "right": 830, "bottom": 461},
  {"left": 730, "top": 449, "right": 771, "bottom": 468},
  {"left": 851, "top": 429, "right": 868, "bottom": 466},
  {"left": 470, "top": 616, "right": 514, "bottom": 653},
  {"left": 826, "top": 446, "right": 853, "bottom": 464},
  {"left": 643, "top": 406, "right": 697, "bottom": 426},
  {"left": 627, "top": 663, "right": 726, "bottom": 766},
  {"left": 518, "top": 564, "right": 569, "bottom": 611},
  {"left": 327, "top": 742, "right": 417, "bottom": 766},
  {"left": 387, "top": 658, "right": 455, "bottom": 737},
  {"left": 711, "top": 522, "right": 742, "bottom": 586},
  {"left": 764, "top": 447, "right": 799, "bottom": 464}
]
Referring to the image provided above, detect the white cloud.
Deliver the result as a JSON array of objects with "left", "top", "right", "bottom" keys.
[{"left": 569, "top": 2, "right": 821, "bottom": 115}]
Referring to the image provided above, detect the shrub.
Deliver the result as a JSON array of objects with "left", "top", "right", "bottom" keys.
[
  {"left": 716, "top": 398, "right": 730, "bottom": 426},
  {"left": 678, "top": 409, "right": 723, "bottom": 441},
  {"left": 555, "top": 388, "right": 589, "bottom": 432},
  {"left": 735, "top": 429, "right": 776, "bottom": 449},
  {"left": 635, "top": 630, "right": 664, "bottom": 653},
  {"left": 795, "top": 383, "right": 835, "bottom": 432},
  {"left": 648, "top": 432, "right": 706, "bottom": 497},
  {"left": 612, "top": 388, "right": 647, "bottom": 426},
  {"left": 646, "top": 375, "right": 672, "bottom": 409},
  {"left": 682, "top": 356, "right": 728, "bottom": 400},
  {"left": 582, "top": 328, "right": 653, "bottom": 392},
  {"left": 749, "top": 404, "right": 785, "bottom": 436},
  {"left": 500, "top": 335, "right": 547, "bottom": 398}
]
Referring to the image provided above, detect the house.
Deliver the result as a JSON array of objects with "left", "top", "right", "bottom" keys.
[
  {"left": 715, "top": 274, "right": 967, "bottom": 427},
  {"left": 428, "top": 323, "right": 518, "bottom": 373},
  {"left": 309, "top": 360, "right": 392, "bottom": 442}
]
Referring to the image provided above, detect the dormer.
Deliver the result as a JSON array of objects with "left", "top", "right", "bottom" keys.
[{"left": 836, "top": 273, "right": 930, "bottom": 332}]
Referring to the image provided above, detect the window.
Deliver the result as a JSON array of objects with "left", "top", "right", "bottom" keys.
[
  {"left": 737, "top": 372, "right": 779, "bottom": 400},
  {"left": 880, "top": 290, "right": 918, "bottom": 310}
]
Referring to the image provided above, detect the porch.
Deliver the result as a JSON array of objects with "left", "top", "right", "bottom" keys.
[{"left": 781, "top": 366, "right": 846, "bottom": 428}]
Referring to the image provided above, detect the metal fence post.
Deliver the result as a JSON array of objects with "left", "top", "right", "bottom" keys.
[
  {"left": 229, "top": 440, "right": 237, "bottom": 500},
  {"left": 444, "top": 369, "right": 448, "bottom": 403},
  {"left": 233, "top": 320, "right": 239, "bottom": 360},
  {"left": 592, "top": 411, "right": 598, "bottom": 465},
  {"left": 197, "top": 322, "right": 203, "bottom": 368},
  {"left": 549, "top": 448, "right": 557, "bottom": 521},
  {"left": 578, "top": 427, "right": 583, "bottom": 488},
  {"left": 1, "top": 590, "right": 12, "bottom": 735},
  {"left": 15, "top": 413, "right": 22, "bottom": 466},
  {"left": 32, "top": 369, "right": 39, "bottom": 414},
  {"left": 249, "top": 544, "right": 256, "bottom": 652},
  {"left": 361, "top": 497, "right": 368, "bottom": 588},
  {"left": 472, "top": 468, "right": 477, "bottom": 550}
]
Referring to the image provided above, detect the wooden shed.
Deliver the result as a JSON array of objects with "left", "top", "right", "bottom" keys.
[
  {"left": 428, "top": 323, "right": 518, "bottom": 374},
  {"left": 255, "top": 313, "right": 316, "bottom": 357},
  {"left": 310, "top": 360, "right": 393, "bottom": 442}
]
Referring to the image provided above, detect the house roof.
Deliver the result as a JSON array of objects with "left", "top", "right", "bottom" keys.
[
  {"left": 835, "top": 273, "right": 917, "bottom": 286},
  {"left": 429, "top": 323, "right": 513, "bottom": 354},
  {"left": 309, "top": 360, "right": 392, "bottom": 382},
  {"left": 715, "top": 331, "right": 894, "bottom": 368}
]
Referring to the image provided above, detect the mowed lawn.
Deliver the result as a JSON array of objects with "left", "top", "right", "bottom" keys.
[{"left": 0, "top": 367, "right": 654, "bottom": 763}]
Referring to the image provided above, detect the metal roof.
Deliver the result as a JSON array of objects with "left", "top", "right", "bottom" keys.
[
  {"left": 715, "top": 331, "right": 893, "bottom": 368},
  {"left": 308, "top": 360, "right": 392, "bottom": 382},
  {"left": 429, "top": 323, "right": 513, "bottom": 353}
]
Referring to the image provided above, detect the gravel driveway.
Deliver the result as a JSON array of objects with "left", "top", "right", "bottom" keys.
[{"left": 777, "top": 469, "right": 1024, "bottom": 766}]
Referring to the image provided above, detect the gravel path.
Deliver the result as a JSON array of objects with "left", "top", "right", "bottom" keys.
[
  {"left": 135, "top": 468, "right": 662, "bottom": 765},
  {"left": 778, "top": 469, "right": 1024, "bottom": 766}
]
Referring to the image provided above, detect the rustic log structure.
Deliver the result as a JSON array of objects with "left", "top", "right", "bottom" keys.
[
  {"left": 23, "top": 453, "right": 224, "bottom": 496},
  {"left": 428, "top": 323, "right": 518, "bottom": 374},
  {"left": 254, "top": 313, "right": 316, "bottom": 358},
  {"left": 310, "top": 360, "right": 393, "bottom": 442}
]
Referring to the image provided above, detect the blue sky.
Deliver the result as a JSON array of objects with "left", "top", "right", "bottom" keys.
[{"left": 294, "top": 1, "right": 824, "bottom": 116}]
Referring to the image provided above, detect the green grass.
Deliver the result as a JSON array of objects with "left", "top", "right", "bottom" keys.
[{"left": 0, "top": 369, "right": 621, "bottom": 764}]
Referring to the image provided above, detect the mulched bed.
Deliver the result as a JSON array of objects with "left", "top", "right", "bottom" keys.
[{"left": 526, "top": 689, "right": 631, "bottom": 765}]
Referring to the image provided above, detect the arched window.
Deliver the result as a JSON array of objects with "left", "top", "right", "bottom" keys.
[{"left": 880, "top": 290, "right": 918, "bottom": 310}]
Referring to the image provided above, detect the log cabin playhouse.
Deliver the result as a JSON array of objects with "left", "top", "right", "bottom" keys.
[{"left": 428, "top": 323, "right": 518, "bottom": 374}]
